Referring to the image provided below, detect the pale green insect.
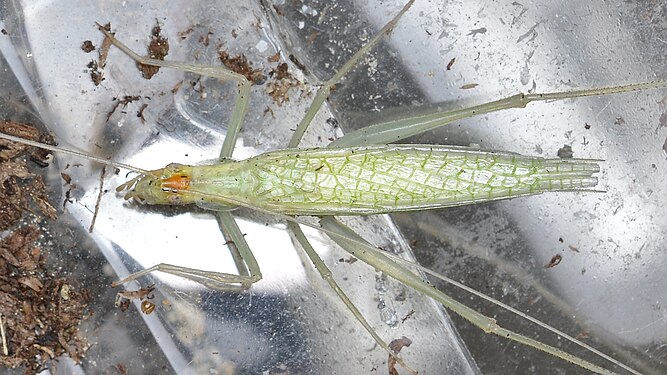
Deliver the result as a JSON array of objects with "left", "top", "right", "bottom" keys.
[{"left": 121, "top": 145, "right": 600, "bottom": 215}]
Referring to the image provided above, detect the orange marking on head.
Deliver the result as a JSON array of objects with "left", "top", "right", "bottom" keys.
[{"left": 162, "top": 174, "right": 191, "bottom": 191}]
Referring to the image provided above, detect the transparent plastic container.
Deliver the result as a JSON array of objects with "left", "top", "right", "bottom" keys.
[{"left": 0, "top": 1, "right": 665, "bottom": 374}]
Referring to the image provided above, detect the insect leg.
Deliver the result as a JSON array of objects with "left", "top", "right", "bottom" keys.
[
  {"left": 330, "top": 80, "right": 667, "bottom": 147},
  {"left": 97, "top": 24, "right": 250, "bottom": 159},
  {"left": 215, "top": 211, "right": 262, "bottom": 290},
  {"left": 288, "top": 222, "right": 418, "bottom": 375},
  {"left": 319, "top": 217, "right": 627, "bottom": 375},
  {"left": 98, "top": 27, "right": 261, "bottom": 291},
  {"left": 287, "top": 0, "right": 415, "bottom": 148},
  {"left": 111, "top": 213, "right": 260, "bottom": 291}
]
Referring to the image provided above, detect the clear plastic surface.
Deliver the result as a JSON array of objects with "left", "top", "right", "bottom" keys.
[{"left": 0, "top": 1, "right": 665, "bottom": 374}]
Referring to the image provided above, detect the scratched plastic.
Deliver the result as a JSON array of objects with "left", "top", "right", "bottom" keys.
[{"left": 0, "top": 1, "right": 665, "bottom": 374}]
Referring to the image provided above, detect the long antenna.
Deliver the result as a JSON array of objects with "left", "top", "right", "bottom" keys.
[{"left": 0, "top": 131, "right": 150, "bottom": 175}]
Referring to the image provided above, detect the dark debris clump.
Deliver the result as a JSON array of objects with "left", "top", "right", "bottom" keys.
[{"left": 0, "top": 121, "right": 91, "bottom": 373}]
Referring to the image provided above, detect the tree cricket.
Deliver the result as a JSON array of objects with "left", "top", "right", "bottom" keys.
[{"left": 1, "top": 0, "right": 665, "bottom": 374}]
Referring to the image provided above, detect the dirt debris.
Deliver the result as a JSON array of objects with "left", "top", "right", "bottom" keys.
[
  {"left": 138, "top": 21, "right": 170, "bottom": 79},
  {"left": 0, "top": 121, "right": 91, "bottom": 373}
]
